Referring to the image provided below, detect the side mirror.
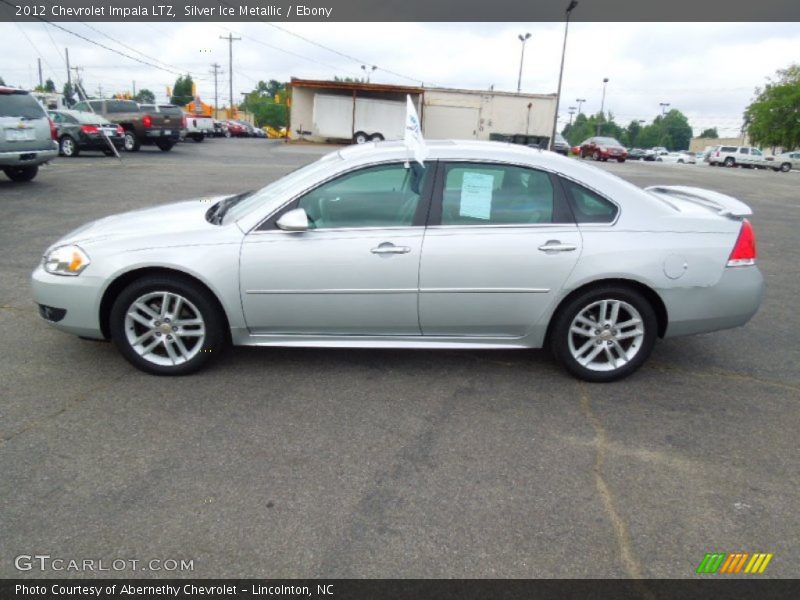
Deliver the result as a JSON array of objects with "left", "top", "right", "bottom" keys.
[{"left": 276, "top": 208, "right": 310, "bottom": 232}]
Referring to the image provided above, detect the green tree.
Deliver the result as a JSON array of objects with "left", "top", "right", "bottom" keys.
[
  {"left": 0, "top": 76, "right": 5, "bottom": 86},
  {"left": 744, "top": 64, "right": 800, "bottom": 150},
  {"left": 44, "top": 78, "right": 56, "bottom": 93},
  {"left": 239, "top": 81, "right": 289, "bottom": 128},
  {"left": 134, "top": 89, "right": 155, "bottom": 104},
  {"left": 563, "top": 112, "right": 627, "bottom": 146},
  {"left": 698, "top": 127, "right": 719, "bottom": 138},
  {"left": 170, "top": 74, "right": 194, "bottom": 106},
  {"left": 62, "top": 82, "right": 76, "bottom": 107}
]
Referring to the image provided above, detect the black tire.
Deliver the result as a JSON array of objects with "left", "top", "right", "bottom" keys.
[
  {"left": 550, "top": 285, "right": 658, "bottom": 383},
  {"left": 353, "top": 131, "right": 369, "bottom": 144},
  {"left": 156, "top": 140, "right": 175, "bottom": 152},
  {"left": 123, "top": 130, "right": 140, "bottom": 152},
  {"left": 59, "top": 135, "right": 80, "bottom": 157},
  {"left": 103, "top": 148, "right": 116, "bottom": 157},
  {"left": 3, "top": 165, "right": 39, "bottom": 182},
  {"left": 192, "top": 133, "right": 204, "bottom": 143},
  {"left": 369, "top": 133, "right": 385, "bottom": 142},
  {"left": 724, "top": 157, "right": 735, "bottom": 167},
  {"left": 593, "top": 150, "right": 601, "bottom": 161},
  {"left": 617, "top": 158, "right": 626, "bottom": 163},
  {"left": 780, "top": 162, "right": 791, "bottom": 173},
  {"left": 109, "top": 275, "right": 226, "bottom": 376}
]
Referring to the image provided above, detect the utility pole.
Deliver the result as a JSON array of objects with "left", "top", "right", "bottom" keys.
[
  {"left": 210, "top": 62, "right": 222, "bottom": 116},
  {"left": 65, "top": 48, "right": 71, "bottom": 86},
  {"left": 132, "top": 80, "right": 136, "bottom": 97},
  {"left": 70, "top": 66, "right": 85, "bottom": 100},
  {"left": 219, "top": 34, "right": 241, "bottom": 116},
  {"left": 576, "top": 97, "right": 585, "bottom": 115},
  {"left": 596, "top": 77, "right": 609, "bottom": 136},
  {"left": 37, "top": 58, "right": 43, "bottom": 89}
]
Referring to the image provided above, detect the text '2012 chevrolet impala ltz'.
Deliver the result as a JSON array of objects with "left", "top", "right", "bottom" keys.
[{"left": 32, "top": 141, "right": 763, "bottom": 382}]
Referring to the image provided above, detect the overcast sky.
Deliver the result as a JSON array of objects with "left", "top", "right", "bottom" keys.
[{"left": 3, "top": 21, "right": 798, "bottom": 135}]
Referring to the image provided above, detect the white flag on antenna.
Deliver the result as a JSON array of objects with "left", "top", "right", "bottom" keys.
[{"left": 404, "top": 95, "right": 428, "bottom": 166}]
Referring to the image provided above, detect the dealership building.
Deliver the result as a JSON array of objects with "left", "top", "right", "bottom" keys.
[{"left": 288, "top": 78, "right": 557, "bottom": 146}]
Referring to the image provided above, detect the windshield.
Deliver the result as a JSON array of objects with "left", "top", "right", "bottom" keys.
[
  {"left": 0, "top": 93, "right": 46, "bottom": 119},
  {"left": 221, "top": 152, "right": 343, "bottom": 224},
  {"left": 595, "top": 137, "right": 622, "bottom": 146}
]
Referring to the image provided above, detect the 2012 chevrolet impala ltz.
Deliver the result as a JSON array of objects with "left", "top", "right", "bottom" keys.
[{"left": 32, "top": 141, "right": 763, "bottom": 381}]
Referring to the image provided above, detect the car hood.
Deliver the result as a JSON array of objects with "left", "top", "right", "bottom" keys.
[{"left": 54, "top": 196, "right": 229, "bottom": 248}]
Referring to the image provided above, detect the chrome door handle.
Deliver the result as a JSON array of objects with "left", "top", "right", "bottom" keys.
[
  {"left": 538, "top": 240, "right": 577, "bottom": 253},
  {"left": 371, "top": 243, "right": 411, "bottom": 255}
]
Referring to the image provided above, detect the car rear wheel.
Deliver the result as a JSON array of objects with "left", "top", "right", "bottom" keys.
[
  {"left": 369, "top": 133, "right": 385, "bottom": 142},
  {"left": 780, "top": 162, "right": 791, "bottom": 172},
  {"left": 353, "top": 131, "right": 369, "bottom": 144},
  {"left": 123, "top": 130, "right": 140, "bottom": 152},
  {"left": 551, "top": 286, "right": 657, "bottom": 382},
  {"left": 59, "top": 135, "right": 79, "bottom": 157},
  {"left": 110, "top": 276, "right": 226, "bottom": 375},
  {"left": 156, "top": 140, "right": 175, "bottom": 152},
  {"left": 3, "top": 166, "right": 39, "bottom": 182}
]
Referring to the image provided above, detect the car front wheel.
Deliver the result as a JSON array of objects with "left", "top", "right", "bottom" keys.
[
  {"left": 110, "top": 276, "right": 226, "bottom": 375},
  {"left": 780, "top": 162, "right": 791, "bottom": 172},
  {"left": 551, "top": 286, "right": 657, "bottom": 382}
]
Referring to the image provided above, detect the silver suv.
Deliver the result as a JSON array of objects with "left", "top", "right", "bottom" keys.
[{"left": 0, "top": 87, "right": 58, "bottom": 182}]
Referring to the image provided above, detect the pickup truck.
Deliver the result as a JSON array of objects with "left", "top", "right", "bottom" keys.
[
  {"left": 182, "top": 113, "right": 214, "bottom": 142},
  {"left": 73, "top": 99, "right": 181, "bottom": 152}
]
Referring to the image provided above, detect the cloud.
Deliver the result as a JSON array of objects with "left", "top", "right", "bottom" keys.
[{"left": 3, "top": 21, "right": 798, "bottom": 136}]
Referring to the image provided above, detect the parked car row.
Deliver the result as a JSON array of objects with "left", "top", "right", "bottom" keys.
[{"left": 705, "top": 145, "right": 796, "bottom": 172}]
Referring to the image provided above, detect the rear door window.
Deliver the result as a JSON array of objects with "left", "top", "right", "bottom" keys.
[
  {"left": 106, "top": 100, "right": 139, "bottom": 113},
  {"left": 0, "top": 93, "right": 46, "bottom": 119},
  {"left": 435, "top": 163, "right": 573, "bottom": 225}
]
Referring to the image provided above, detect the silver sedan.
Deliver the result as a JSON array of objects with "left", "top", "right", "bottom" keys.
[{"left": 31, "top": 141, "right": 764, "bottom": 382}]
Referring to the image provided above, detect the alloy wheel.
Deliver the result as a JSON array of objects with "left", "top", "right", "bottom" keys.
[
  {"left": 567, "top": 299, "right": 645, "bottom": 372},
  {"left": 124, "top": 291, "right": 206, "bottom": 367}
]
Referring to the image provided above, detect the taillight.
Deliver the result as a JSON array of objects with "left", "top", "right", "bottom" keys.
[
  {"left": 142, "top": 115, "right": 152, "bottom": 128},
  {"left": 116, "top": 125, "right": 124, "bottom": 135},
  {"left": 48, "top": 118, "right": 57, "bottom": 141},
  {"left": 715, "top": 150, "right": 720, "bottom": 157},
  {"left": 80, "top": 124, "right": 99, "bottom": 134},
  {"left": 182, "top": 115, "right": 187, "bottom": 128},
  {"left": 727, "top": 219, "right": 757, "bottom": 267}
]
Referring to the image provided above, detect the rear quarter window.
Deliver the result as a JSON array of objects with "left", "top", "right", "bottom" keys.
[
  {"left": 560, "top": 178, "right": 618, "bottom": 224},
  {"left": 0, "top": 93, "right": 46, "bottom": 119},
  {"left": 720, "top": 146, "right": 737, "bottom": 152}
]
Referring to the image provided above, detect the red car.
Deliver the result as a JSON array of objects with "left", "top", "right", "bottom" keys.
[
  {"left": 579, "top": 136, "right": 628, "bottom": 162},
  {"left": 224, "top": 121, "right": 247, "bottom": 137}
]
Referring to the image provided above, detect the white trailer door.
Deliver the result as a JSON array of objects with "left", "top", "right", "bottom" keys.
[{"left": 423, "top": 105, "right": 479, "bottom": 139}]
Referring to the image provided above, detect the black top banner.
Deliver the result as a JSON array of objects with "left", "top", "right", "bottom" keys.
[{"left": 1, "top": 0, "right": 799, "bottom": 22}]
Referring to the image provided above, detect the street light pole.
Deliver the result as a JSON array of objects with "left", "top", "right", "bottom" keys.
[
  {"left": 516, "top": 33, "right": 531, "bottom": 93},
  {"left": 361, "top": 65, "right": 377, "bottom": 83},
  {"left": 550, "top": 1, "right": 578, "bottom": 150},
  {"left": 660, "top": 102, "right": 670, "bottom": 116},
  {"left": 576, "top": 97, "right": 586, "bottom": 115},
  {"left": 596, "top": 77, "right": 609, "bottom": 135},
  {"left": 568, "top": 106, "right": 576, "bottom": 125}
]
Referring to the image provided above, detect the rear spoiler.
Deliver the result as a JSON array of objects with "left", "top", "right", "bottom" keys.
[{"left": 645, "top": 185, "right": 753, "bottom": 218}]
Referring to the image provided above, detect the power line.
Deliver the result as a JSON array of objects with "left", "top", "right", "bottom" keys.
[
  {"left": 0, "top": 4, "right": 201, "bottom": 80},
  {"left": 78, "top": 22, "right": 207, "bottom": 81},
  {"left": 216, "top": 0, "right": 426, "bottom": 85}
]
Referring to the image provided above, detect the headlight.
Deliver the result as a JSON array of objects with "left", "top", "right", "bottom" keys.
[{"left": 43, "top": 245, "right": 91, "bottom": 276}]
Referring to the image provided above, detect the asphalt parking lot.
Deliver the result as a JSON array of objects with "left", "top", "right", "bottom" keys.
[{"left": 1, "top": 140, "right": 798, "bottom": 579}]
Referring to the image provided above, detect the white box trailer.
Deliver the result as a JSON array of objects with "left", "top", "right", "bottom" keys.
[{"left": 312, "top": 94, "right": 406, "bottom": 144}]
